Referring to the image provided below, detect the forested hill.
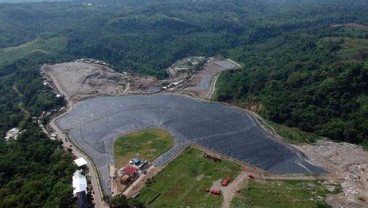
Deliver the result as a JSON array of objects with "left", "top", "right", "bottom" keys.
[
  {"left": 0, "top": 0, "right": 366, "bottom": 77},
  {"left": 213, "top": 3, "right": 368, "bottom": 147},
  {"left": 0, "top": 1, "right": 367, "bottom": 206},
  {"left": 216, "top": 28, "right": 368, "bottom": 146}
]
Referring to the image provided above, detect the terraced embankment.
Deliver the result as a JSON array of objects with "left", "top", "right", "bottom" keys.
[{"left": 55, "top": 95, "right": 325, "bottom": 195}]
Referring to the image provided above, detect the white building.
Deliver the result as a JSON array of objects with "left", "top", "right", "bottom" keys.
[
  {"left": 74, "top": 158, "right": 88, "bottom": 167},
  {"left": 72, "top": 170, "right": 88, "bottom": 196}
]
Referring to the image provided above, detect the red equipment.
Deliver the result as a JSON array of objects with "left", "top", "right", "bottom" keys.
[
  {"left": 222, "top": 176, "right": 231, "bottom": 186},
  {"left": 210, "top": 190, "right": 221, "bottom": 195}
]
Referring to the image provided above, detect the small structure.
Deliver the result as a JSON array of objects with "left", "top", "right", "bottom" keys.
[
  {"left": 72, "top": 170, "right": 88, "bottom": 196},
  {"left": 76, "top": 191, "right": 88, "bottom": 208},
  {"left": 120, "top": 165, "right": 139, "bottom": 184},
  {"left": 74, "top": 158, "right": 88, "bottom": 168},
  {"left": 122, "top": 165, "right": 139, "bottom": 176},
  {"left": 129, "top": 154, "right": 142, "bottom": 166},
  {"left": 172, "top": 81, "right": 182, "bottom": 86},
  {"left": 50, "top": 133, "right": 57, "bottom": 140},
  {"left": 139, "top": 161, "right": 150, "bottom": 171},
  {"left": 4, "top": 128, "right": 20, "bottom": 141},
  {"left": 120, "top": 174, "right": 130, "bottom": 184}
]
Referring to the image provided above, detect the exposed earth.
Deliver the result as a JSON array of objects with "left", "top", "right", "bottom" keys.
[
  {"left": 41, "top": 57, "right": 238, "bottom": 103},
  {"left": 296, "top": 140, "right": 368, "bottom": 207},
  {"left": 41, "top": 61, "right": 128, "bottom": 102}
]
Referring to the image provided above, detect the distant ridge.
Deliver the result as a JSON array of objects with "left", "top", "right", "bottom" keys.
[{"left": 0, "top": 0, "right": 70, "bottom": 3}]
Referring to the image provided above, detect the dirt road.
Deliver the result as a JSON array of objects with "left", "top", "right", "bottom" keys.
[
  {"left": 46, "top": 70, "right": 108, "bottom": 208},
  {"left": 50, "top": 109, "right": 108, "bottom": 208},
  {"left": 205, "top": 73, "right": 220, "bottom": 100},
  {"left": 221, "top": 171, "right": 248, "bottom": 208}
]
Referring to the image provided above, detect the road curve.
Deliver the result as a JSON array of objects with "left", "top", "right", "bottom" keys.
[
  {"left": 49, "top": 105, "right": 108, "bottom": 208},
  {"left": 46, "top": 70, "right": 107, "bottom": 207}
]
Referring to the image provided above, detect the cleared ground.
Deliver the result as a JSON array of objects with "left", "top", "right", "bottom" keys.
[
  {"left": 56, "top": 95, "right": 325, "bottom": 195},
  {"left": 42, "top": 61, "right": 128, "bottom": 101},
  {"left": 114, "top": 129, "right": 174, "bottom": 168},
  {"left": 135, "top": 148, "right": 241, "bottom": 207},
  {"left": 297, "top": 140, "right": 368, "bottom": 207},
  {"left": 231, "top": 179, "right": 338, "bottom": 208}
]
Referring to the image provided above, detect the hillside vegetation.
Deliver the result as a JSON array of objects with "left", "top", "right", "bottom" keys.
[
  {"left": 216, "top": 23, "right": 368, "bottom": 147},
  {"left": 0, "top": 37, "right": 66, "bottom": 66}
]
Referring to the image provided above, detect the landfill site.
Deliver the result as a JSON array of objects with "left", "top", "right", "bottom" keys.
[
  {"left": 55, "top": 95, "right": 325, "bottom": 195},
  {"left": 42, "top": 58, "right": 368, "bottom": 207}
]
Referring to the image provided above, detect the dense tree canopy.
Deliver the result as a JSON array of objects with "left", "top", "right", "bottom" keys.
[
  {"left": 216, "top": 23, "right": 368, "bottom": 146},
  {"left": 0, "top": 121, "right": 76, "bottom": 207}
]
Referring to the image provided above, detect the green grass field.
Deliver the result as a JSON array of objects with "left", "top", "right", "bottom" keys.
[
  {"left": 0, "top": 37, "right": 66, "bottom": 65},
  {"left": 114, "top": 129, "right": 174, "bottom": 168},
  {"left": 231, "top": 179, "right": 339, "bottom": 208},
  {"left": 134, "top": 148, "right": 241, "bottom": 208}
]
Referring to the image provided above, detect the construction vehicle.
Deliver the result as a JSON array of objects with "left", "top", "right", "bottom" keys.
[
  {"left": 210, "top": 190, "right": 221, "bottom": 195},
  {"left": 222, "top": 176, "right": 231, "bottom": 186}
]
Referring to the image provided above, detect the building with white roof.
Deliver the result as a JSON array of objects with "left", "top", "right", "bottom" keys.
[
  {"left": 74, "top": 157, "right": 88, "bottom": 167},
  {"left": 72, "top": 170, "right": 88, "bottom": 196}
]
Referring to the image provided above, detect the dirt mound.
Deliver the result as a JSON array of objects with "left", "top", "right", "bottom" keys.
[
  {"left": 296, "top": 140, "right": 368, "bottom": 207},
  {"left": 41, "top": 61, "right": 128, "bottom": 101}
]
